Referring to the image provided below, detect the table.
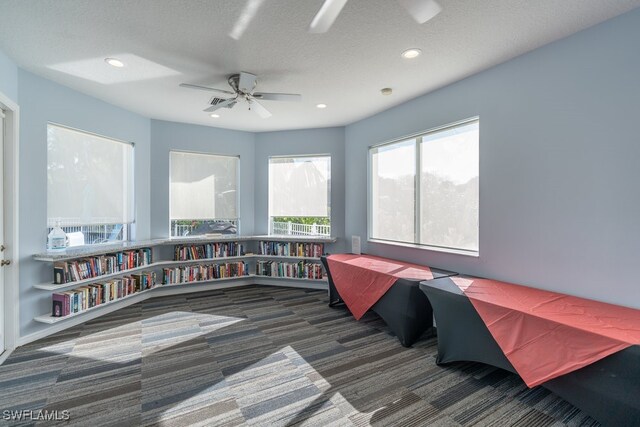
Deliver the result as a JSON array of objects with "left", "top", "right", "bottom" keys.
[
  {"left": 321, "top": 254, "right": 456, "bottom": 347},
  {"left": 420, "top": 276, "right": 640, "bottom": 426}
]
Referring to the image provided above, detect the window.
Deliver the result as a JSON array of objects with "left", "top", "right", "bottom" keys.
[
  {"left": 47, "top": 124, "right": 134, "bottom": 246},
  {"left": 369, "top": 118, "right": 479, "bottom": 254},
  {"left": 170, "top": 151, "right": 239, "bottom": 237},
  {"left": 269, "top": 155, "right": 331, "bottom": 236}
]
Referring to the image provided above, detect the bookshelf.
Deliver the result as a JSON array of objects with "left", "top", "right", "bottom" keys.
[{"left": 32, "top": 235, "right": 335, "bottom": 324}]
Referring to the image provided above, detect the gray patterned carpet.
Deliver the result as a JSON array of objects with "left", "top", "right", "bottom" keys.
[{"left": 0, "top": 285, "right": 599, "bottom": 426}]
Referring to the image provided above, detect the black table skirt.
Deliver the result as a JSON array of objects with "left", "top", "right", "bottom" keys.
[
  {"left": 321, "top": 256, "right": 456, "bottom": 347},
  {"left": 420, "top": 277, "right": 640, "bottom": 427}
]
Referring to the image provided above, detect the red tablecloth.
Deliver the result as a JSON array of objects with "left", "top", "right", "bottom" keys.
[
  {"left": 326, "top": 254, "right": 435, "bottom": 320},
  {"left": 452, "top": 276, "right": 640, "bottom": 387}
]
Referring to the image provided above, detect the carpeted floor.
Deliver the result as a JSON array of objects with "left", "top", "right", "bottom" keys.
[{"left": 0, "top": 285, "right": 599, "bottom": 426}]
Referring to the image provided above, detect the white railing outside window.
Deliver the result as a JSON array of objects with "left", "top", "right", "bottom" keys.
[{"left": 271, "top": 220, "right": 331, "bottom": 237}]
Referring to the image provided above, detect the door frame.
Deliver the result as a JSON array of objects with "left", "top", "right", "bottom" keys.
[{"left": 0, "top": 90, "right": 19, "bottom": 363}]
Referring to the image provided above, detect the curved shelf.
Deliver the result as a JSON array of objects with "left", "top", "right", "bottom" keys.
[
  {"left": 35, "top": 263, "right": 155, "bottom": 291},
  {"left": 33, "top": 236, "right": 333, "bottom": 326},
  {"left": 34, "top": 288, "right": 152, "bottom": 324},
  {"left": 255, "top": 275, "right": 327, "bottom": 282},
  {"left": 33, "top": 275, "right": 327, "bottom": 324},
  {"left": 253, "top": 254, "right": 321, "bottom": 261},
  {"left": 33, "top": 239, "right": 165, "bottom": 262},
  {"left": 33, "top": 235, "right": 337, "bottom": 261},
  {"left": 160, "top": 274, "right": 255, "bottom": 288},
  {"left": 167, "top": 255, "right": 249, "bottom": 264},
  {"left": 35, "top": 255, "right": 324, "bottom": 291}
]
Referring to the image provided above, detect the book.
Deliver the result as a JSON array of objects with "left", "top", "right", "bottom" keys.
[
  {"left": 50, "top": 248, "right": 153, "bottom": 284},
  {"left": 52, "top": 293, "right": 65, "bottom": 317},
  {"left": 53, "top": 266, "right": 66, "bottom": 284}
]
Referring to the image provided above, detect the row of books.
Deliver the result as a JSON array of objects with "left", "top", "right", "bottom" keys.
[
  {"left": 174, "top": 242, "right": 245, "bottom": 261},
  {"left": 258, "top": 241, "right": 324, "bottom": 258},
  {"left": 53, "top": 248, "right": 153, "bottom": 284},
  {"left": 51, "top": 272, "right": 156, "bottom": 317},
  {"left": 255, "top": 260, "right": 324, "bottom": 280},
  {"left": 162, "top": 262, "right": 249, "bottom": 284}
]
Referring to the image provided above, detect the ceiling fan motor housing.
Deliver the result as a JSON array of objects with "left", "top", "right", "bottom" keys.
[{"left": 228, "top": 73, "right": 257, "bottom": 94}]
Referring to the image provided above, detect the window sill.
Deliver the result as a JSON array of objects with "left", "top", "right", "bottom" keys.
[{"left": 367, "top": 239, "right": 479, "bottom": 258}]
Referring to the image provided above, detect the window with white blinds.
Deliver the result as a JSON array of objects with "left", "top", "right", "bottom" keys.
[
  {"left": 170, "top": 151, "right": 239, "bottom": 237},
  {"left": 47, "top": 124, "right": 134, "bottom": 245},
  {"left": 268, "top": 155, "right": 331, "bottom": 236}
]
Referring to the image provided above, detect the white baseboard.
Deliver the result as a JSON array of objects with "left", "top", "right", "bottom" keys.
[{"left": 0, "top": 348, "right": 14, "bottom": 365}]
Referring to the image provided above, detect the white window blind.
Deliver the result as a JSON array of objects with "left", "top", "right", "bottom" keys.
[
  {"left": 170, "top": 151, "right": 238, "bottom": 221},
  {"left": 47, "top": 124, "right": 134, "bottom": 227},
  {"left": 269, "top": 156, "right": 330, "bottom": 217}
]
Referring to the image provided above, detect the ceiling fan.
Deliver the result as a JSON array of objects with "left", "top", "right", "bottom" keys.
[
  {"left": 180, "top": 71, "right": 302, "bottom": 118},
  {"left": 309, "top": 0, "right": 442, "bottom": 33}
]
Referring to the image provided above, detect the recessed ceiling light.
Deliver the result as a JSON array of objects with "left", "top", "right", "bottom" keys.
[
  {"left": 401, "top": 48, "right": 422, "bottom": 59},
  {"left": 104, "top": 58, "right": 125, "bottom": 68},
  {"left": 381, "top": 88, "right": 393, "bottom": 96},
  {"left": 210, "top": 113, "right": 220, "bottom": 118},
  {"left": 316, "top": 103, "right": 327, "bottom": 109}
]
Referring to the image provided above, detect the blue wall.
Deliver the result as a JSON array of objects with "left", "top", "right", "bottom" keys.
[
  {"left": 0, "top": 50, "right": 18, "bottom": 101},
  {"left": 345, "top": 8, "right": 640, "bottom": 308},
  {"left": 254, "top": 127, "right": 346, "bottom": 251},
  {"left": 18, "top": 70, "right": 151, "bottom": 337},
  {"left": 149, "top": 119, "right": 256, "bottom": 237}
]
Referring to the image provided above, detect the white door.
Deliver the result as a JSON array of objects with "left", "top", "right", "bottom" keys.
[{"left": 0, "top": 108, "right": 4, "bottom": 355}]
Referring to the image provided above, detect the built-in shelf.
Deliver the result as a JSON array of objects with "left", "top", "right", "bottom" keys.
[
  {"left": 34, "top": 289, "right": 151, "bottom": 324},
  {"left": 34, "top": 263, "right": 155, "bottom": 291},
  {"left": 33, "top": 235, "right": 336, "bottom": 261},
  {"left": 161, "top": 274, "right": 254, "bottom": 288},
  {"left": 35, "top": 255, "right": 323, "bottom": 291},
  {"left": 170, "top": 255, "right": 249, "bottom": 264},
  {"left": 33, "top": 239, "right": 165, "bottom": 262},
  {"left": 252, "top": 235, "right": 336, "bottom": 243},
  {"left": 34, "top": 275, "right": 327, "bottom": 324},
  {"left": 256, "top": 275, "right": 327, "bottom": 282},
  {"left": 252, "top": 254, "right": 322, "bottom": 261},
  {"left": 33, "top": 235, "right": 334, "bottom": 325}
]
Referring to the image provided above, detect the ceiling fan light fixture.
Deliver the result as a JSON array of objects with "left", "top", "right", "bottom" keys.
[
  {"left": 401, "top": 48, "right": 422, "bottom": 59},
  {"left": 210, "top": 113, "right": 220, "bottom": 118},
  {"left": 104, "top": 57, "right": 125, "bottom": 68},
  {"left": 316, "top": 103, "right": 327, "bottom": 109}
]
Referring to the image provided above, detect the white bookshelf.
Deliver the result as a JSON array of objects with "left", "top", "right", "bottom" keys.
[
  {"left": 160, "top": 274, "right": 255, "bottom": 288},
  {"left": 32, "top": 235, "right": 336, "bottom": 325},
  {"left": 34, "top": 289, "right": 151, "bottom": 324}
]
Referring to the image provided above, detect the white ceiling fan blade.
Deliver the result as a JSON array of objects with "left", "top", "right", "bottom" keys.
[
  {"left": 248, "top": 99, "right": 272, "bottom": 118},
  {"left": 397, "top": 0, "right": 442, "bottom": 24},
  {"left": 203, "top": 98, "right": 236, "bottom": 112},
  {"left": 253, "top": 93, "right": 301, "bottom": 102},
  {"left": 238, "top": 72, "right": 257, "bottom": 93},
  {"left": 229, "top": 0, "right": 265, "bottom": 40},
  {"left": 309, "top": 0, "right": 348, "bottom": 33},
  {"left": 180, "top": 83, "right": 235, "bottom": 95}
]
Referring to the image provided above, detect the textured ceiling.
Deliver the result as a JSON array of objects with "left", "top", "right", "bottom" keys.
[{"left": 1, "top": 0, "right": 639, "bottom": 132}]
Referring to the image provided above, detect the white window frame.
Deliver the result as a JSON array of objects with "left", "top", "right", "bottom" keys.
[
  {"left": 367, "top": 117, "right": 479, "bottom": 257},
  {"left": 169, "top": 149, "right": 241, "bottom": 237},
  {"left": 268, "top": 154, "right": 332, "bottom": 236},
  {"left": 46, "top": 122, "right": 135, "bottom": 246}
]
